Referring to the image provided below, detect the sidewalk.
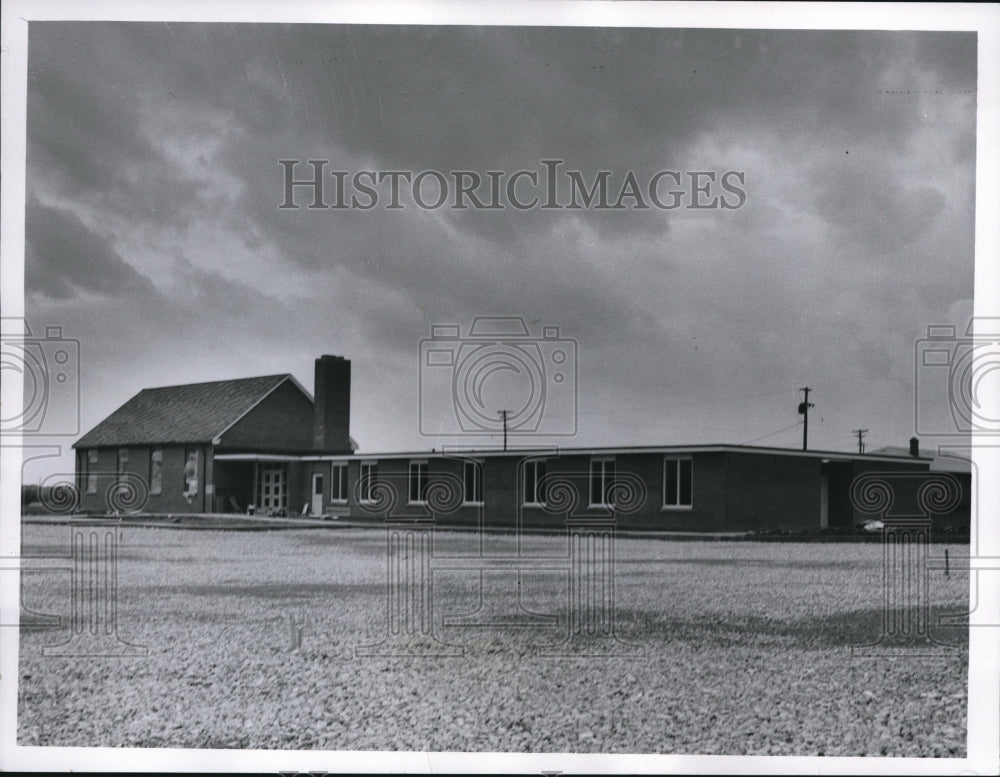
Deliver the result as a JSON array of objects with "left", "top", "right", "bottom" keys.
[
  {"left": 21, "top": 512, "right": 753, "bottom": 537},
  {"left": 20, "top": 512, "right": 966, "bottom": 542},
  {"left": 20, "top": 512, "right": 358, "bottom": 531}
]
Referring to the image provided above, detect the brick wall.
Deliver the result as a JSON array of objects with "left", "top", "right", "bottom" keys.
[
  {"left": 300, "top": 449, "right": 971, "bottom": 534},
  {"left": 724, "top": 451, "right": 820, "bottom": 532},
  {"left": 76, "top": 443, "right": 211, "bottom": 514},
  {"left": 848, "top": 458, "right": 968, "bottom": 531},
  {"left": 218, "top": 380, "right": 314, "bottom": 452},
  {"left": 334, "top": 451, "right": 731, "bottom": 531},
  {"left": 628, "top": 451, "right": 728, "bottom": 531}
]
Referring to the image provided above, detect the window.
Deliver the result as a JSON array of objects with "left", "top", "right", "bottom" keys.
[
  {"left": 330, "top": 463, "right": 348, "bottom": 503},
  {"left": 84, "top": 450, "right": 98, "bottom": 494},
  {"left": 523, "top": 460, "right": 547, "bottom": 506},
  {"left": 149, "top": 449, "right": 163, "bottom": 495},
  {"left": 664, "top": 457, "right": 693, "bottom": 509},
  {"left": 359, "top": 462, "right": 378, "bottom": 503},
  {"left": 409, "top": 461, "right": 428, "bottom": 504},
  {"left": 463, "top": 460, "right": 483, "bottom": 504},
  {"left": 183, "top": 447, "right": 201, "bottom": 501},
  {"left": 117, "top": 448, "right": 129, "bottom": 485},
  {"left": 589, "top": 457, "right": 616, "bottom": 506}
]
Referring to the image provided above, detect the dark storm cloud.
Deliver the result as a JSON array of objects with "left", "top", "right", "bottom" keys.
[
  {"left": 27, "top": 24, "right": 969, "bottom": 264},
  {"left": 25, "top": 199, "right": 158, "bottom": 300},
  {"left": 28, "top": 23, "right": 243, "bottom": 229},
  {"left": 27, "top": 25, "right": 156, "bottom": 195},
  {"left": 809, "top": 155, "right": 948, "bottom": 249},
  {"left": 222, "top": 27, "right": 967, "bottom": 263},
  {"left": 21, "top": 21, "right": 978, "bottom": 459}
]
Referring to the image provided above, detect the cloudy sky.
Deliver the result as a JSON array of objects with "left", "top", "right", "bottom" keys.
[{"left": 20, "top": 21, "right": 977, "bottom": 479}]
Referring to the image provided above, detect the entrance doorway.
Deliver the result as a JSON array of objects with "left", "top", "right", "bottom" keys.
[
  {"left": 820, "top": 461, "right": 854, "bottom": 529},
  {"left": 311, "top": 472, "right": 324, "bottom": 516},
  {"left": 257, "top": 464, "right": 287, "bottom": 513}
]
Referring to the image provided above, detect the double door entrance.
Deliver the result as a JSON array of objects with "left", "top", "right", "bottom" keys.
[{"left": 256, "top": 463, "right": 288, "bottom": 513}]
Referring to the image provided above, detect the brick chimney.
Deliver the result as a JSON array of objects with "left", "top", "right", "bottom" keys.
[
  {"left": 909, "top": 436, "right": 920, "bottom": 457},
  {"left": 313, "top": 355, "right": 351, "bottom": 453}
]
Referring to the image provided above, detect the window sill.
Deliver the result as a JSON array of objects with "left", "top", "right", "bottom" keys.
[{"left": 661, "top": 505, "right": 693, "bottom": 512}]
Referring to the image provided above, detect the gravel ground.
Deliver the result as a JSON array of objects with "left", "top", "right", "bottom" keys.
[{"left": 16, "top": 523, "right": 968, "bottom": 755}]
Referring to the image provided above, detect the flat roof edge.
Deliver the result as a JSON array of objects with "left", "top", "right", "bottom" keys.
[{"left": 215, "top": 443, "right": 934, "bottom": 464}]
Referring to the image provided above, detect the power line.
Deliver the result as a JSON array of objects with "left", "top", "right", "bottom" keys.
[
  {"left": 740, "top": 420, "right": 803, "bottom": 445},
  {"left": 798, "top": 387, "right": 814, "bottom": 451},
  {"left": 598, "top": 387, "right": 805, "bottom": 415}
]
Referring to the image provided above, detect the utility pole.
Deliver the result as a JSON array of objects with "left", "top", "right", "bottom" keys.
[
  {"left": 499, "top": 409, "right": 509, "bottom": 452},
  {"left": 798, "top": 387, "right": 814, "bottom": 451},
  {"left": 852, "top": 428, "right": 868, "bottom": 454}
]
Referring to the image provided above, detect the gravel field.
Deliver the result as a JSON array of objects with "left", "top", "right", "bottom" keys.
[{"left": 17, "top": 523, "right": 969, "bottom": 755}]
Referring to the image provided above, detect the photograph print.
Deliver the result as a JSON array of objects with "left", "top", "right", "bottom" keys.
[{"left": 2, "top": 2, "right": 997, "bottom": 773}]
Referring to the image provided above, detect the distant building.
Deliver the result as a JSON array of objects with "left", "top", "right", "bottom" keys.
[
  {"left": 73, "top": 356, "right": 354, "bottom": 514},
  {"left": 73, "top": 355, "right": 969, "bottom": 532}
]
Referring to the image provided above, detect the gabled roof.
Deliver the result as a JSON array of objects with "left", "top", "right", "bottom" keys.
[{"left": 74, "top": 374, "right": 301, "bottom": 448}]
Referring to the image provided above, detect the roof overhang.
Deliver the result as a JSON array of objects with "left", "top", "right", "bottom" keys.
[
  {"left": 213, "top": 453, "right": 306, "bottom": 462},
  {"left": 299, "top": 444, "right": 935, "bottom": 464}
]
